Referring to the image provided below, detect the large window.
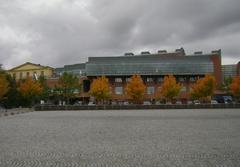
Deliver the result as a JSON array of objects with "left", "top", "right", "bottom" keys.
[
  {"left": 126, "top": 78, "right": 131, "bottom": 82},
  {"left": 115, "top": 77, "right": 122, "bottom": 83},
  {"left": 157, "top": 77, "right": 164, "bottom": 83},
  {"left": 180, "top": 86, "right": 187, "bottom": 92},
  {"left": 178, "top": 77, "right": 185, "bottom": 82},
  {"left": 189, "top": 77, "right": 196, "bottom": 82},
  {"left": 115, "top": 87, "right": 123, "bottom": 95},
  {"left": 19, "top": 72, "right": 23, "bottom": 79},
  {"left": 147, "top": 77, "right": 153, "bottom": 82},
  {"left": 147, "top": 86, "right": 155, "bottom": 94}
]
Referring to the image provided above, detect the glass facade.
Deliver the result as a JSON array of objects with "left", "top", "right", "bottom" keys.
[
  {"left": 222, "top": 64, "right": 237, "bottom": 80},
  {"left": 86, "top": 55, "right": 214, "bottom": 76},
  {"left": 55, "top": 63, "right": 86, "bottom": 77}
]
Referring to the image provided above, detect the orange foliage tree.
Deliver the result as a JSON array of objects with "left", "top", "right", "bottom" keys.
[
  {"left": 229, "top": 76, "right": 240, "bottom": 101},
  {"left": 89, "top": 76, "right": 111, "bottom": 104},
  {"left": 0, "top": 74, "right": 9, "bottom": 101},
  {"left": 158, "top": 75, "right": 181, "bottom": 102},
  {"left": 190, "top": 74, "right": 216, "bottom": 101},
  {"left": 19, "top": 77, "right": 43, "bottom": 105},
  {"left": 125, "top": 75, "right": 146, "bottom": 104}
]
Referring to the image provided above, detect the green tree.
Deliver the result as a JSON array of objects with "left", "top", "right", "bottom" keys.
[
  {"left": 58, "top": 72, "right": 80, "bottom": 104},
  {"left": 38, "top": 75, "right": 50, "bottom": 102},
  {"left": 4, "top": 74, "right": 23, "bottom": 108},
  {"left": 221, "top": 77, "right": 233, "bottom": 94},
  {"left": 0, "top": 72, "right": 9, "bottom": 101}
]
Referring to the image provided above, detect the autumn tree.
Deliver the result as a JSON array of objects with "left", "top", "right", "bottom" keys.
[
  {"left": 0, "top": 73, "right": 9, "bottom": 101},
  {"left": 229, "top": 76, "right": 240, "bottom": 101},
  {"left": 158, "top": 75, "right": 181, "bottom": 102},
  {"left": 89, "top": 76, "right": 111, "bottom": 104},
  {"left": 125, "top": 75, "right": 146, "bottom": 104},
  {"left": 19, "top": 77, "right": 43, "bottom": 106},
  {"left": 58, "top": 72, "right": 80, "bottom": 104},
  {"left": 190, "top": 74, "right": 216, "bottom": 102}
]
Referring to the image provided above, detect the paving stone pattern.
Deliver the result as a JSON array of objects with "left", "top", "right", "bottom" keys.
[{"left": 0, "top": 109, "right": 240, "bottom": 167}]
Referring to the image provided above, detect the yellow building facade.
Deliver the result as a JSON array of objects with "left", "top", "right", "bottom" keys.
[{"left": 8, "top": 62, "right": 54, "bottom": 80}]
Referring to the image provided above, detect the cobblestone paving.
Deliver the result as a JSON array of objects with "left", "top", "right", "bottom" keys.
[{"left": 0, "top": 109, "right": 240, "bottom": 167}]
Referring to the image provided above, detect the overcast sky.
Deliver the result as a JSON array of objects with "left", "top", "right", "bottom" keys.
[{"left": 0, "top": 0, "right": 240, "bottom": 69}]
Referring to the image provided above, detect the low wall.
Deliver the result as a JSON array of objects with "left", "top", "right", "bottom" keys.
[
  {"left": 34, "top": 103, "right": 240, "bottom": 111},
  {"left": 0, "top": 108, "right": 33, "bottom": 117}
]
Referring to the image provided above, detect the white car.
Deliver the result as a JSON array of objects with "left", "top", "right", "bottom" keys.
[
  {"left": 88, "top": 102, "right": 96, "bottom": 106},
  {"left": 176, "top": 101, "right": 182, "bottom": 105},
  {"left": 143, "top": 101, "right": 151, "bottom": 105},
  {"left": 211, "top": 100, "right": 218, "bottom": 104},
  {"left": 193, "top": 100, "right": 200, "bottom": 104}
]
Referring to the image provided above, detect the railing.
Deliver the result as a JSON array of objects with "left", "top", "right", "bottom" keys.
[{"left": 34, "top": 103, "right": 240, "bottom": 111}]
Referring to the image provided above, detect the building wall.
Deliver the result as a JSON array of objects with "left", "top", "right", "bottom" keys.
[
  {"left": 8, "top": 63, "right": 54, "bottom": 80},
  {"left": 221, "top": 62, "right": 240, "bottom": 81},
  {"left": 222, "top": 64, "right": 237, "bottom": 80},
  {"left": 209, "top": 51, "right": 222, "bottom": 87},
  {"left": 237, "top": 62, "right": 240, "bottom": 76},
  {"left": 86, "top": 75, "right": 201, "bottom": 103}
]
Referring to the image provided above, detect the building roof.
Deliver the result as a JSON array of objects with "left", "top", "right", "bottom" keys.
[
  {"left": 54, "top": 63, "right": 86, "bottom": 76},
  {"left": 64, "top": 63, "right": 86, "bottom": 70},
  {"left": 8, "top": 62, "right": 53, "bottom": 71}
]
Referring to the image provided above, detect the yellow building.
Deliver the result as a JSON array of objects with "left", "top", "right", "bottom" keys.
[{"left": 8, "top": 62, "right": 54, "bottom": 80}]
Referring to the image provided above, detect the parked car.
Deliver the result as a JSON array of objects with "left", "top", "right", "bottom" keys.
[
  {"left": 111, "top": 101, "right": 117, "bottom": 105},
  {"left": 88, "top": 102, "right": 96, "bottom": 106},
  {"left": 223, "top": 96, "right": 233, "bottom": 104},
  {"left": 74, "top": 101, "right": 82, "bottom": 105},
  {"left": 211, "top": 100, "right": 218, "bottom": 104},
  {"left": 193, "top": 100, "right": 200, "bottom": 104},
  {"left": 143, "top": 101, "right": 151, "bottom": 105},
  {"left": 176, "top": 101, "right": 182, "bottom": 105}
]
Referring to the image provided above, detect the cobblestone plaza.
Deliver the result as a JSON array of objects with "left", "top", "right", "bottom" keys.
[{"left": 0, "top": 109, "right": 240, "bottom": 167}]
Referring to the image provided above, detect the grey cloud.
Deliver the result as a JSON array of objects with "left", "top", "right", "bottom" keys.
[{"left": 0, "top": 0, "right": 240, "bottom": 69}]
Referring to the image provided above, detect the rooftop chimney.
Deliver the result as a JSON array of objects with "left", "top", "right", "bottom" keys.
[
  {"left": 175, "top": 47, "right": 185, "bottom": 56},
  {"left": 211, "top": 49, "right": 221, "bottom": 55},
  {"left": 124, "top": 52, "right": 134, "bottom": 56},
  {"left": 158, "top": 50, "right": 167, "bottom": 54},
  {"left": 194, "top": 51, "right": 203, "bottom": 55},
  {"left": 141, "top": 51, "right": 151, "bottom": 55}
]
